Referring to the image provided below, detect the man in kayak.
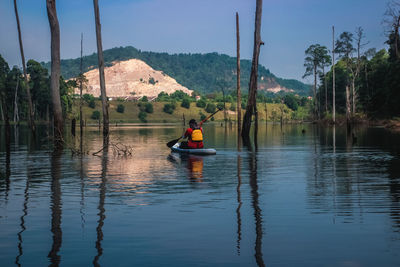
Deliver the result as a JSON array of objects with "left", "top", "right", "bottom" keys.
[
  {"left": 180, "top": 119, "right": 204, "bottom": 149},
  {"left": 179, "top": 108, "right": 223, "bottom": 149}
]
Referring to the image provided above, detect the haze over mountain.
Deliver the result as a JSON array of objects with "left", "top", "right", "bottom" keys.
[{"left": 43, "top": 46, "right": 311, "bottom": 96}]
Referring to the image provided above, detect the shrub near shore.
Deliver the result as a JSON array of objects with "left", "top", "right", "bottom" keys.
[{"left": 72, "top": 100, "right": 306, "bottom": 124}]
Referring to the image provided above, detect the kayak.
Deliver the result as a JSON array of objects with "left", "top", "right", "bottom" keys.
[{"left": 171, "top": 143, "right": 216, "bottom": 155}]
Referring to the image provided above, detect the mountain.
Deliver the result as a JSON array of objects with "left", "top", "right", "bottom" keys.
[
  {"left": 75, "top": 58, "right": 192, "bottom": 98},
  {"left": 42, "top": 46, "right": 311, "bottom": 96}
]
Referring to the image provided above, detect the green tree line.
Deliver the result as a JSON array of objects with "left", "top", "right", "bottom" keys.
[
  {"left": 305, "top": 1, "right": 400, "bottom": 119},
  {"left": 42, "top": 46, "right": 311, "bottom": 96},
  {"left": 0, "top": 55, "right": 74, "bottom": 123}
]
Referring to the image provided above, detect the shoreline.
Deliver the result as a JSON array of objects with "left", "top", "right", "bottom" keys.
[{"left": 2, "top": 118, "right": 400, "bottom": 131}]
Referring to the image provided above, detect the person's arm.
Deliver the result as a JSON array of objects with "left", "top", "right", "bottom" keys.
[
  {"left": 181, "top": 128, "right": 190, "bottom": 139},
  {"left": 199, "top": 108, "right": 222, "bottom": 126},
  {"left": 199, "top": 113, "right": 213, "bottom": 127}
]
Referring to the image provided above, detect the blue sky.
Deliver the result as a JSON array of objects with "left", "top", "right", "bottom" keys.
[{"left": 0, "top": 0, "right": 388, "bottom": 83}]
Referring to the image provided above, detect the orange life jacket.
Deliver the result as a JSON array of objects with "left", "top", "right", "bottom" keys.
[{"left": 190, "top": 127, "right": 203, "bottom": 142}]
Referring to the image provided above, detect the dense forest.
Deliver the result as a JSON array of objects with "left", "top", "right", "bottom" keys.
[
  {"left": 319, "top": 48, "right": 400, "bottom": 118},
  {"left": 41, "top": 46, "right": 311, "bottom": 96},
  {"left": 0, "top": 55, "right": 74, "bottom": 123},
  {"left": 303, "top": 1, "right": 400, "bottom": 120}
]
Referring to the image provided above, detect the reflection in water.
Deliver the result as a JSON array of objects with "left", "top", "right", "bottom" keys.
[
  {"left": 2, "top": 124, "right": 400, "bottom": 266},
  {"left": 332, "top": 125, "right": 337, "bottom": 224},
  {"left": 48, "top": 149, "right": 63, "bottom": 266},
  {"left": 254, "top": 112, "right": 258, "bottom": 150},
  {"left": 93, "top": 142, "right": 108, "bottom": 267},
  {"left": 4, "top": 125, "right": 11, "bottom": 201},
  {"left": 15, "top": 167, "right": 30, "bottom": 266},
  {"left": 388, "top": 155, "right": 400, "bottom": 232},
  {"left": 224, "top": 124, "right": 228, "bottom": 148},
  {"left": 236, "top": 154, "right": 242, "bottom": 255},
  {"left": 168, "top": 153, "right": 204, "bottom": 182},
  {"left": 80, "top": 153, "right": 85, "bottom": 230},
  {"left": 248, "top": 152, "right": 265, "bottom": 267},
  {"left": 187, "top": 155, "right": 203, "bottom": 181},
  {"left": 14, "top": 125, "right": 19, "bottom": 149}
]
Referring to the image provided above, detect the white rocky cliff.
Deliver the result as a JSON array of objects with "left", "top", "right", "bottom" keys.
[{"left": 76, "top": 59, "right": 192, "bottom": 98}]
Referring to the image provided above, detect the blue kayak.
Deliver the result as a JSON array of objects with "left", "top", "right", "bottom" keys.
[{"left": 171, "top": 143, "right": 216, "bottom": 155}]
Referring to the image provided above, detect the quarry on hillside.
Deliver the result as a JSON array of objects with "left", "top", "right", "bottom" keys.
[{"left": 75, "top": 58, "right": 193, "bottom": 99}]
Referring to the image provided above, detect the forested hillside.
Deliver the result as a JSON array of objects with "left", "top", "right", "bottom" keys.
[{"left": 42, "top": 46, "right": 311, "bottom": 96}]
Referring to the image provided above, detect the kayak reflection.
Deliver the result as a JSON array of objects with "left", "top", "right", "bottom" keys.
[{"left": 168, "top": 153, "right": 204, "bottom": 182}]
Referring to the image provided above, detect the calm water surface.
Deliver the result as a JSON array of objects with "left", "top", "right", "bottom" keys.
[{"left": 0, "top": 123, "right": 400, "bottom": 266}]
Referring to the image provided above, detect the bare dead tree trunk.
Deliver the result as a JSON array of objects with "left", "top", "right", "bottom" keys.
[
  {"left": 323, "top": 67, "right": 327, "bottom": 114},
  {"left": 46, "top": 104, "right": 50, "bottom": 123},
  {"left": 236, "top": 12, "right": 242, "bottom": 140},
  {"left": 14, "top": 0, "right": 35, "bottom": 133},
  {"left": 264, "top": 102, "right": 267, "bottom": 121},
  {"left": 0, "top": 102, "right": 4, "bottom": 121},
  {"left": 220, "top": 86, "right": 227, "bottom": 125},
  {"left": 384, "top": 2, "right": 400, "bottom": 59},
  {"left": 351, "top": 76, "right": 356, "bottom": 116},
  {"left": 313, "top": 63, "right": 318, "bottom": 120},
  {"left": 346, "top": 85, "right": 351, "bottom": 125},
  {"left": 14, "top": 76, "right": 19, "bottom": 123},
  {"left": 242, "top": 0, "right": 263, "bottom": 144},
  {"left": 80, "top": 33, "right": 84, "bottom": 135},
  {"left": 93, "top": 0, "right": 109, "bottom": 137},
  {"left": 396, "top": 17, "right": 400, "bottom": 59},
  {"left": 47, "top": 0, "right": 64, "bottom": 146},
  {"left": 332, "top": 26, "right": 336, "bottom": 124},
  {"left": 365, "top": 64, "right": 369, "bottom": 105},
  {"left": 353, "top": 27, "right": 365, "bottom": 116}
]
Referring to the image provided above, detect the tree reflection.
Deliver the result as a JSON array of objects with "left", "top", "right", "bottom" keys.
[
  {"left": 15, "top": 165, "right": 30, "bottom": 267},
  {"left": 236, "top": 154, "right": 242, "bottom": 255},
  {"left": 79, "top": 143, "right": 85, "bottom": 230},
  {"left": 248, "top": 151, "right": 265, "bottom": 267},
  {"left": 2, "top": 124, "right": 11, "bottom": 201},
  {"left": 48, "top": 149, "right": 63, "bottom": 266},
  {"left": 93, "top": 137, "right": 108, "bottom": 267},
  {"left": 388, "top": 156, "right": 400, "bottom": 232}
]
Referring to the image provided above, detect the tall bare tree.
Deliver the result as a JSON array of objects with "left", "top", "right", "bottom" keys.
[
  {"left": 352, "top": 27, "right": 367, "bottom": 115},
  {"left": 303, "top": 44, "right": 329, "bottom": 119},
  {"left": 13, "top": 0, "right": 35, "bottom": 132},
  {"left": 13, "top": 76, "right": 19, "bottom": 123},
  {"left": 384, "top": 1, "right": 400, "bottom": 59},
  {"left": 236, "top": 12, "right": 242, "bottom": 139},
  {"left": 46, "top": 0, "right": 63, "bottom": 145},
  {"left": 332, "top": 26, "right": 336, "bottom": 124},
  {"left": 93, "top": 0, "right": 109, "bottom": 137},
  {"left": 345, "top": 85, "right": 351, "bottom": 126},
  {"left": 242, "top": 0, "right": 263, "bottom": 143},
  {"left": 320, "top": 52, "right": 331, "bottom": 114},
  {"left": 79, "top": 33, "right": 85, "bottom": 135},
  {"left": 335, "top": 31, "right": 355, "bottom": 119}
]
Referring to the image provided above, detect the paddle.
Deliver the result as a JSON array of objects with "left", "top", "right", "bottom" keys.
[
  {"left": 166, "top": 137, "right": 182, "bottom": 148},
  {"left": 166, "top": 107, "right": 222, "bottom": 148}
]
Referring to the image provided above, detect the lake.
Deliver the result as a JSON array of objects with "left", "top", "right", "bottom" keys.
[{"left": 1, "top": 123, "right": 400, "bottom": 266}]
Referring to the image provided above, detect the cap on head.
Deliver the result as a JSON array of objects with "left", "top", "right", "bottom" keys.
[{"left": 189, "top": 119, "right": 196, "bottom": 125}]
